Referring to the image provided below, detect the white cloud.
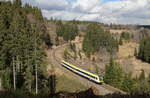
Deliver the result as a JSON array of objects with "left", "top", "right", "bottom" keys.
[
  {"left": 23, "top": 0, "right": 69, "bottom": 10},
  {"left": 42, "top": 9, "right": 83, "bottom": 20},
  {"left": 22, "top": 0, "right": 150, "bottom": 25},
  {"left": 72, "top": 0, "right": 101, "bottom": 13}
]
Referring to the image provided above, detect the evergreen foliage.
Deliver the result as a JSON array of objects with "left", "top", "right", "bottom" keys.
[
  {"left": 56, "top": 20, "right": 65, "bottom": 37},
  {"left": 121, "top": 73, "right": 134, "bottom": 93},
  {"left": 139, "top": 70, "right": 145, "bottom": 81},
  {"left": 120, "top": 32, "right": 131, "bottom": 40},
  {"left": 56, "top": 20, "right": 78, "bottom": 41},
  {"left": 138, "top": 37, "right": 150, "bottom": 63},
  {"left": 0, "top": 0, "right": 50, "bottom": 94},
  {"left": 105, "top": 58, "right": 150, "bottom": 93},
  {"left": 104, "top": 58, "right": 124, "bottom": 89},
  {"left": 119, "top": 37, "right": 123, "bottom": 45},
  {"left": 82, "top": 23, "right": 118, "bottom": 57},
  {"left": 134, "top": 48, "right": 138, "bottom": 57},
  {"left": 69, "top": 42, "right": 76, "bottom": 52}
]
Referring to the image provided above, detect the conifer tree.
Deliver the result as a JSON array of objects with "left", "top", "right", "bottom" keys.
[
  {"left": 139, "top": 69, "right": 145, "bottom": 81},
  {"left": 0, "top": 0, "right": 49, "bottom": 93},
  {"left": 134, "top": 48, "right": 138, "bottom": 57},
  {"left": 138, "top": 37, "right": 150, "bottom": 63},
  {"left": 121, "top": 73, "right": 134, "bottom": 92},
  {"left": 83, "top": 23, "right": 118, "bottom": 57},
  {"left": 119, "top": 37, "right": 123, "bottom": 45},
  {"left": 105, "top": 58, "right": 124, "bottom": 88}
]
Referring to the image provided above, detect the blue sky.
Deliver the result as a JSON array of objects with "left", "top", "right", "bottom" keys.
[
  {"left": 22, "top": 0, "right": 150, "bottom": 25},
  {"left": 67, "top": 0, "right": 76, "bottom": 3}
]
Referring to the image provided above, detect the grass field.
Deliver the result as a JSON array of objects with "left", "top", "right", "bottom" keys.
[
  {"left": 109, "top": 29, "right": 129, "bottom": 34},
  {"left": 56, "top": 73, "right": 87, "bottom": 93}
]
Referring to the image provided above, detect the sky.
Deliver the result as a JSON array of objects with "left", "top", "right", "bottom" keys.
[{"left": 21, "top": 0, "right": 150, "bottom": 25}]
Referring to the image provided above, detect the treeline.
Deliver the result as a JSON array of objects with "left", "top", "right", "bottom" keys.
[
  {"left": 56, "top": 20, "right": 78, "bottom": 42},
  {"left": 0, "top": 0, "right": 51, "bottom": 94},
  {"left": 138, "top": 37, "right": 150, "bottom": 63},
  {"left": 105, "top": 58, "right": 150, "bottom": 93},
  {"left": 24, "top": 4, "right": 43, "bottom": 21},
  {"left": 82, "top": 23, "right": 118, "bottom": 57}
]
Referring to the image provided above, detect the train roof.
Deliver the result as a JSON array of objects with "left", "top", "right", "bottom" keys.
[{"left": 62, "top": 60, "right": 98, "bottom": 77}]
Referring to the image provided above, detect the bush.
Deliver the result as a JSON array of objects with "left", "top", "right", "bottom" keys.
[{"left": 121, "top": 32, "right": 131, "bottom": 40}]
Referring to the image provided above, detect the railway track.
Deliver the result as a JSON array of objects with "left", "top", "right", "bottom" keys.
[{"left": 50, "top": 44, "right": 127, "bottom": 95}]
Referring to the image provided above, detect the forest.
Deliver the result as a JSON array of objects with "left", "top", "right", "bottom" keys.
[
  {"left": 0, "top": 0, "right": 51, "bottom": 94},
  {"left": 105, "top": 58, "right": 150, "bottom": 94},
  {"left": 82, "top": 23, "right": 118, "bottom": 57},
  {"left": 56, "top": 20, "right": 78, "bottom": 42}
]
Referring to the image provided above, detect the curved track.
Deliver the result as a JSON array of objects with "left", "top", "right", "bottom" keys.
[{"left": 48, "top": 44, "right": 126, "bottom": 95}]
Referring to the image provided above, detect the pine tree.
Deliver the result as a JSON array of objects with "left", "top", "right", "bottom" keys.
[
  {"left": 139, "top": 69, "right": 145, "bottom": 81},
  {"left": 0, "top": 1, "right": 49, "bottom": 93},
  {"left": 119, "top": 37, "right": 123, "bottom": 45},
  {"left": 121, "top": 73, "right": 134, "bottom": 92},
  {"left": 105, "top": 58, "right": 124, "bottom": 88},
  {"left": 138, "top": 70, "right": 149, "bottom": 93},
  {"left": 14, "top": 0, "right": 22, "bottom": 7},
  {"left": 82, "top": 23, "right": 118, "bottom": 57},
  {"left": 138, "top": 37, "right": 150, "bottom": 63},
  {"left": 134, "top": 48, "right": 138, "bottom": 57},
  {"left": 56, "top": 20, "right": 64, "bottom": 37},
  {"left": 24, "top": 65, "right": 33, "bottom": 92}
]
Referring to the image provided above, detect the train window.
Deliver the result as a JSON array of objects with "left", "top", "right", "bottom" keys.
[{"left": 63, "top": 62, "right": 96, "bottom": 79}]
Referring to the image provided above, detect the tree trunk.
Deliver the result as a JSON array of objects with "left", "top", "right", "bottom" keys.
[
  {"left": 35, "top": 33, "right": 38, "bottom": 94},
  {"left": 16, "top": 55, "right": 20, "bottom": 72},
  {"left": 27, "top": 53, "right": 32, "bottom": 92},
  {"left": 35, "top": 63, "right": 38, "bottom": 94},
  {"left": 0, "top": 78, "right": 2, "bottom": 90},
  {"left": 13, "top": 57, "right": 16, "bottom": 90}
]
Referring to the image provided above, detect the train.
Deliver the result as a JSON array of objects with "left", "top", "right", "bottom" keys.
[{"left": 61, "top": 60, "right": 104, "bottom": 84}]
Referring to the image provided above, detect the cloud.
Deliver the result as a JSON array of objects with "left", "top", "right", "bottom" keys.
[
  {"left": 22, "top": 0, "right": 69, "bottom": 10},
  {"left": 71, "top": 0, "right": 101, "bottom": 13},
  {"left": 22, "top": 0, "right": 150, "bottom": 25},
  {"left": 42, "top": 9, "right": 83, "bottom": 20}
]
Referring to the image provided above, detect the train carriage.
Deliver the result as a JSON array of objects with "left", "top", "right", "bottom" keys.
[{"left": 61, "top": 60, "right": 104, "bottom": 84}]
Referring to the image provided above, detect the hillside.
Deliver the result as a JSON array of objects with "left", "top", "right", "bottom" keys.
[{"left": 45, "top": 19, "right": 150, "bottom": 94}]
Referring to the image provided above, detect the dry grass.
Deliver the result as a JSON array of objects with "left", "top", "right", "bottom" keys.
[
  {"left": 117, "top": 42, "right": 150, "bottom": 77},
  {"left": 109, "top": 29, "right": 129, "bottom": 34},
  {"left": 118, "top": 42, "right": 139, "bottom": 58},
  {"left": 69, "top": 38, "right": 150, "bottom": 78}
]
